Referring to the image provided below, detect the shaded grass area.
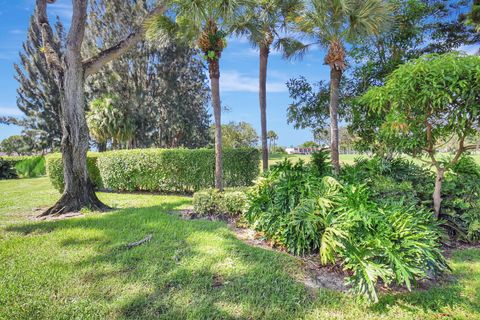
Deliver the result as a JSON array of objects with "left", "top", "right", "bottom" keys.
[{"left": 1, "top": 178, "right": 479, "bottom": 319}]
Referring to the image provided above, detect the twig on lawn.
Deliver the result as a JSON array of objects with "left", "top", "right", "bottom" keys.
[{"left": 126, "top": 234, "right": 153, "bottom": 249}]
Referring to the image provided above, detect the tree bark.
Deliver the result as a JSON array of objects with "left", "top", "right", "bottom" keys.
[
  {"left": 433, "top": 167, "right": 445, "bottom": 218},
  {"left": 36, "top": 0, "right": 166, "bottom": 216},
  {"left": 40, "top": 0, "right": 108, "bottom": 216},
  {"left": 329, "top": 67, "right": 342, "bottom": 174},
  {"left": 209, "top": 59, "right": 223, "bottom": 190},
  {"left": 259, "top": 45, "right": 269, "bottom": 172}
]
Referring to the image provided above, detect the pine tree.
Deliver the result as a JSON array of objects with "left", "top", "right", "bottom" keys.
[
  {"left": 84, "top": 0, "right": 210, "bottom": 150},
  {"left": 12, "top": 15, "right": 64, "bottom": 151}
]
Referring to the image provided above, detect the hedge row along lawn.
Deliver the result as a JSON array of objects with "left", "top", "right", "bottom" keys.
[
  {"left": 46, "top": 148, "right": 260, "bottom": 193},
  {"left": 1, "top": 178, "right": 479, "bottom": 319}
]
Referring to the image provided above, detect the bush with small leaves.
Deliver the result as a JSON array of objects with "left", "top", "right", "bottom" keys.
[{"left": 193, "top": 188, "right": 248, "bottom": 216}]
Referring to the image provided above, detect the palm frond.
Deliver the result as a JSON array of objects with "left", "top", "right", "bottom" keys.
[{"left": 273, "top": 37, "right": 313, "bottom": 60}]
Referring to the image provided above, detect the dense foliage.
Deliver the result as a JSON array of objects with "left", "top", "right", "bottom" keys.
[
  {"left": 215, "top": 122, "right": 259, "bottom": 148},
  {"left": 341, "top": 156, "right": 480, "bottom": 243},
  {"left": 14, "top": 156, "right": 46, "bottom": 178},
  {"left": 0, "top": 159, "right": 17, "bottom": 180},
  {"left": 46, "top": 153, "right": 103, "bottom": 192},
  {"left": 245, "top": 156, "right": 449, "bottom": 301},
  {"left": 46, "top": 148, "right": 259, "bottom": 193},
  {"left": 84, "top": 0, "right": 211, "bottom": 150},
  {"left": 443, "top": 157, "right": 480, "bottom": 242},
  {"left": 193, "top": 188, "right": 248, "bottom": 216},
  {"left": 355, "top": 53, "right": 480, "bottom": 217},
  {"left": 0, "top": 155, "right": 47, "bottom": 179}
]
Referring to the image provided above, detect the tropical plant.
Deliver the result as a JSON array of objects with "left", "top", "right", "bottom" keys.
[
  {"left": 356, "top": 53, "right": 480, "bottom": 218},
  {"left": 442, "top": 156, "right": 480, "bottom": 242},
  {"left": 267, "top": 130, "right": 278, "bottom": 152},
  {"left": 86, "top": 96, "right": 135, "bottom": 151},
  {"left": 147, "top": 0, "right": 251, "bottom": 190},
  {"left": 289, "top": 0, "right": 390, "bottom": 173},
  {"left": 245, "top": 158, "right": 448, "bottom": 301},
  {"left": 230, "top": 0, "right": 303, "bottom": 171}
]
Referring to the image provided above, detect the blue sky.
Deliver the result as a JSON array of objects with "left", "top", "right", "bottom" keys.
[
  {"left": 0, "top": 1, "right": 477, "bottom": 147},
  {"left": 0, "top": 0, "right": 330, "bottom": 147}
]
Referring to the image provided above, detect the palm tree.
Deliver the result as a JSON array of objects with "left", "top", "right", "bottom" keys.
[
  {"left": 86, "top": 96, "right": 135, "bottom": 151},
  {"left": 231, "top": 0, "right": 303, "bottom": 172},
  {"left": 267, "top": 130, "right": 278, "bottom": 152},
  {"left": 148, "top": 0, "right": 250, "bottom": 190},
  {"left": 289, "top": 0, "right": 390, "bottom": 174}
]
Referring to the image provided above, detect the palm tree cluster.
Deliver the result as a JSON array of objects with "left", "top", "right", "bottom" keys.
[{"left": 147, "top": 0, "right": 390, "bottom": 189}]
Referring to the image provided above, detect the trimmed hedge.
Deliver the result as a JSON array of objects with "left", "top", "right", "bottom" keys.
[
  {"left": 46, "top": 148, "right": 259, "bottom": 193},
  {"left": 193, "top": 188, "right": 248, "bottom": 216},
  {"left": 46, "top": 153, "right": 103, "bottom": 192}
]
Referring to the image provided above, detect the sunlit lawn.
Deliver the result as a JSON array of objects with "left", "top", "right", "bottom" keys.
[{"left": 0, "top": 178, "right": 479, "bottom": 319}]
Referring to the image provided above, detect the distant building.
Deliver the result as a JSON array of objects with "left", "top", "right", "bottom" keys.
[{"left": 285, "top": 147, "right": 324, "bottom": 155}]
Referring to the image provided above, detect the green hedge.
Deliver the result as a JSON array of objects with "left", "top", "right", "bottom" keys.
[
  {"left": 46, "top": 148, "right": 259, "bottom": 193},
  {"left": 0, "top": 155, "right": 46, "bottom": 178},
  {"left": 193, "top": 188, "right": 248, "bottom": 216},
  {"left": 46, "top": 153, "right": 103, "bottom": 192}
]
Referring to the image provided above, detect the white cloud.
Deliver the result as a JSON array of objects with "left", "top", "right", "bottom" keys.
[
  {"left": 0, "top": 107, "right": 22, "bottom": 116},
  {"left": 221, "top": 71, "right": 286, "bottom": 93},
  {"left": 457, "top": 45, "right": 479, "bottom": 56}
]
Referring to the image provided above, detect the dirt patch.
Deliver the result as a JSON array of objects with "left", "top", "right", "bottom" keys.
[{"left": 32, "top": 211, "right": 84, "bottom": 221}]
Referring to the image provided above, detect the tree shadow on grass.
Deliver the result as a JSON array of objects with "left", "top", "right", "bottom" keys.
[{"left": 4, "top": 202, "right": 480, "bottom": 319}]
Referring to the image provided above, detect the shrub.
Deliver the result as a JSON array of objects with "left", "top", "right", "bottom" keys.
[
  {"left": 246, "top": 158, "right": 448, "bottom": 302},
  {"left": 442, "top": 156, "right": 480, "bottom": 242},
  {"left": 340, "top": 156, "right": 434, "bottom": 206},
  {"left": 46, "top": 148, "right": 259, "bottom": 193},
  {"left": 0, "top": 158, "right": 17, "bottom": 179},
  {"left": 14, "top": 156, "right": 46, "bottom": 178},
  {"left": 97, "top": 148, "right": 258, "bottom": 193},
  {"left": 46, "top": 153, "right": 102, "bottom": 192},
  {"left": 193, "top": 188, "right": 247, "bottom": 216}
]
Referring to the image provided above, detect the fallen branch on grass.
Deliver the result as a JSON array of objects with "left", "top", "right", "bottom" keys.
[{"left": 126, "top": 234, "right": 153, "bottom": 249}]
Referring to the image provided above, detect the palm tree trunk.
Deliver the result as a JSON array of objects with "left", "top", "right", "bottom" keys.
[
  {"left": 259, "top": 45, "right": 269, "bottom": 172},
  {"left": 209, "top": 59, "right": 223, "bottom": 190},
  {"left": 329, "top": 67, "right": 341, "bottom": 174}
]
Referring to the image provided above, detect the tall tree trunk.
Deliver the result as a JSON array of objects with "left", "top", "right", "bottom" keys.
[
  {"left": 259, "top": 45, "right": 269, "bottom": 172},
  {"left": 433, "top": 167, "right": 445, "bottom": 218},
  {"left": 41, "top": 0, "right": 108, "bottom": 216},
  {"left": 209, "top": 59, "right": 223, "bottom": 190},
  {"left": 329, "top": 67, "right": 341, "bottom": 174}
]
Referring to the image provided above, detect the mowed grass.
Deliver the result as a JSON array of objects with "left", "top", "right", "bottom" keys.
[{"left": 0, "top": 178, "right": 479, "bottom": 319}]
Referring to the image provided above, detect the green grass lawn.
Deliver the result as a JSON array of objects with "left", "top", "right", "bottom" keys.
[{"left": 1, "top": 178, "right": 479, "bottom": 319}]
